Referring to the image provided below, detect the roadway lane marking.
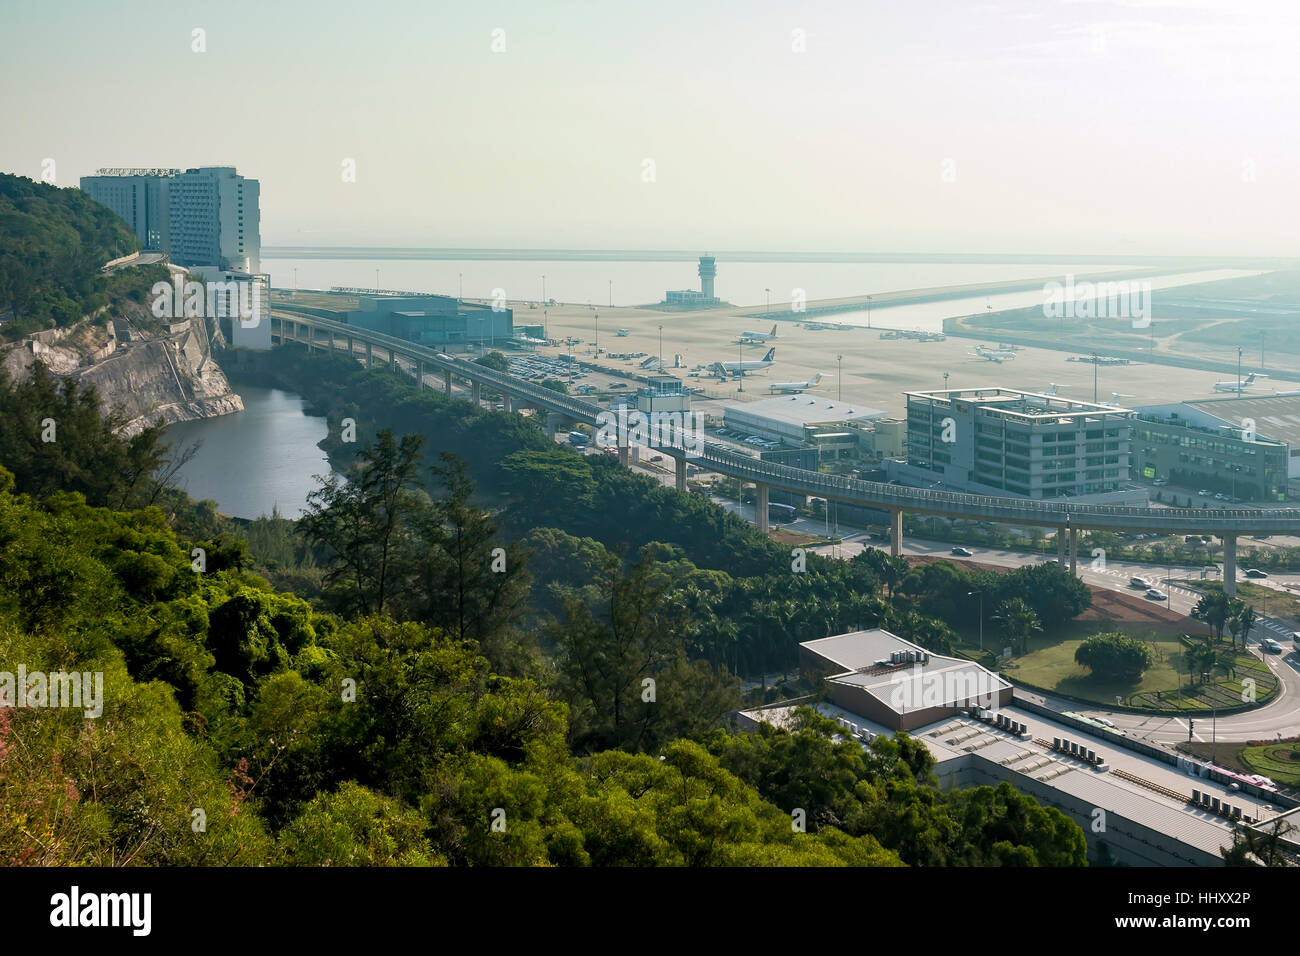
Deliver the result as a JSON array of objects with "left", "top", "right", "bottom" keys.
[{"left": 1171, "top": 717, "right": 1203, "bottom": 742}]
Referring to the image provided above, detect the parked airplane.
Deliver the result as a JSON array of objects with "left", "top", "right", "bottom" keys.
[
  {"left": 1024, "top": 383, "right": 1065, "bottom": 406},
  {"left": 1098, "top": 392, "right": 1134, "bottom": 407},
  {"left": 969, "top": 345, "right": 1017, "bottom": 363},
  {"left": 710, "top": 347, "right": 776, "bottom": 378},
  {"left": 1213, "top": 372, "right": 1263, "bottom": 393},
  {"left": 739, "top": 324, "right": 779, "bottom": 343},
  {"left": 768, "top": 373, "right": 823, "bottom": 394}
]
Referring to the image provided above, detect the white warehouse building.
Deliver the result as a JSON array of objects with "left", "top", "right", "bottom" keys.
[{"left": 723, "top": 395, "right": 887, "bottom": 445}]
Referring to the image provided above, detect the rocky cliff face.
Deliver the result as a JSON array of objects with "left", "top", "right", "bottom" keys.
[{"left": 1, "top": 302, "right": 244, "bottom": 436}]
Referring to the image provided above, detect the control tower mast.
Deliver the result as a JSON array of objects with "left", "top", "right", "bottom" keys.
[{"left": 698, "top": 255, "right": 717, "bottom": 299}]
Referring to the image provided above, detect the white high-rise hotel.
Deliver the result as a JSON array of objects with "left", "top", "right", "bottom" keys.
[{"left": 80, "top": 166, "right": 260, "bottom": 273}]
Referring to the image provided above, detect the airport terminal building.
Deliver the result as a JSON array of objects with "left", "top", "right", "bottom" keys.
[
  {"left": 1133, "top": 397, "right": 1296, "bottom": 502},
  {"left": 902, "top": 387, "right": 1135, "bottom": 500},
  {"left": 342, "top": 294, "right": 512, "bottom": 347}
]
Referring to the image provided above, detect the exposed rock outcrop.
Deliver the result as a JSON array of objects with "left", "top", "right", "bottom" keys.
[{"left": 1, "top": 301, "right": 244, "bottom": 436}]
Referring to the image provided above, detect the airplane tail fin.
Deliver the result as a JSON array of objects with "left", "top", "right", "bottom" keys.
[
  {"left": 811, "top": 373, "right": 822, "bottom": 385},
  {"left": 763, "top": 347, "right": 775, "bottom": 362},
  {"left": 1245, "top": 373, "right": 1257, "bottom": 385},
  {"left": 770, "top": 324, "right": 778, "bottom": 337}
]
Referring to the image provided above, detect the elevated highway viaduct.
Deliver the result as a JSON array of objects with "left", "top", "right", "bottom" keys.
[{"left": 272, "top": 310, "right": 1300, "bottom": 595}]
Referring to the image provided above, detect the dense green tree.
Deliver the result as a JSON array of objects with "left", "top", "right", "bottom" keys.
[
  {"left": 299, "top": 429, "right": 427, "bottom": 616},
  {"left": 1074, "top": 632, "right": 1155, "bottom": 683}
]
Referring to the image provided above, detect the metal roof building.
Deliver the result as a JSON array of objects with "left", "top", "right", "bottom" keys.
[
  {"left": 799, "top": 630, "right": 1013, "bottom": 731},
  {"left": 739, "top": 698, "right": 1291, "bottom": 866},
  {"left": 723, "top": 396, "right": 887, "bottom": 445}
]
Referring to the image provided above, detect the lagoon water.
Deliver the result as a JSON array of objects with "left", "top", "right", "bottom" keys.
[{"left": 164, "top": 386, "right": 334, "bottom": 519}]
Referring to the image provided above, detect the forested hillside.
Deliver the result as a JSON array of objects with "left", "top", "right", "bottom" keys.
[
  {"left": 0, "top": 362, "right": 1087, "bottom": 866},
  {"left": 0, "top": 173, "right": 155, "bottom": 340}
]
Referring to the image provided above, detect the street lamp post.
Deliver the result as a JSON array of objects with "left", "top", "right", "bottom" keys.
[
  {"left": 765, "top": 288, "right": 771, "bottom": 313},
  {"left": 967, "top": 590, "right": 984, "bottom": 652},
  {"left": 609, "top": 279, "right": 613, "bottom": 308},
  {"left": 837, "top": 354, "right": 843, "bottom": 401},
  {"left": 658, "top": 324, "right": 664, "bottom": 369},
  {"left": 738, "top": 339, "right": 743, "bottom": 393},
  {"left": 594, "top": 312, "right": 599, "bottom": 353},
  {"left": 1237, "top": 346, "right": 1243, "bottom": 394},
  {"left": 866, "top": 295, "right": 872, "bottom": 329},
  {"left": 458, "top": 272, "right": 462, "bottom": 300},
  {"left": 542, "top": 275, "right": 546, "bottom": 307},
  {"left": 943, "top": 371, "right": 949, "bottom": 392}
]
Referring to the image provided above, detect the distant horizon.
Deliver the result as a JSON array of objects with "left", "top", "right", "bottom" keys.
[{"left": 261, "top": 245, "right": 1298, "bottom": 267}]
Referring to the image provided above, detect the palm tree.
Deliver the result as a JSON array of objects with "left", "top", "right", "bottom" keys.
[
  {"left": 1222, "top": 816, "right": 1296, "bottom": 867},
  {"left": 993, "top": 597, "right": 1042, "bottom": 656},
  {"left": 1230, "top": 604, "right": 1258, "bottom": 653},
  {"left": 1192, "top": 590, "right": 1233, "bottom": 643}
]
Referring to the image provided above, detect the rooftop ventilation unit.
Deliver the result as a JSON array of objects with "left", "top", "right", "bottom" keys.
[
  {"left": 1192, "top": 788, "right": 1201, "bottom": 804},
  {"left": 1054, "top": 737, "right": 1062, "bottom": 750},
  {"left": 1087, "top": 749, "right": 1096, "bottom": 763}
]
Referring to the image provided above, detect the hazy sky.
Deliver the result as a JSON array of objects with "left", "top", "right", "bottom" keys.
[{"left": 2, "top": 0, "right": 1297, "bottom": 254}]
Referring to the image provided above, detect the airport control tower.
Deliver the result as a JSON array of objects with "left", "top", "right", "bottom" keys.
[{"left": 698, "top": 255, "right": 716, "bottom": 299}]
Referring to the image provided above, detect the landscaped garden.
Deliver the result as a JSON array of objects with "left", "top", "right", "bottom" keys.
[{"left": 991, "top": 621, "right": 1278, "bottom": 713}]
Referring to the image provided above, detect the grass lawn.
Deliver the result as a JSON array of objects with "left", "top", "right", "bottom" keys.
[
  {"left": 1201, "top": 580, "right": 1300, "bottom": 621},
  {"left": 978, "top": 620, "right": 1278, "bottom": 712},
  {"left": 1240, "top": 743, "right": 1300, "bottom": 787}
]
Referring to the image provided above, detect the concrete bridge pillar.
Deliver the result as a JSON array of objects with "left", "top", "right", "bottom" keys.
[
  {"left": 1057, "top": 526, "right": 1067, "bottom": 566},
  {"left": 618, "top": 445, "right": 629, "bottom": 467},
  {"left": 756, "top": 483, "right": 770, "bottom": 534},
  {"left": 504, "top": 395, "right": 513, "bottom": 414},
  {"left": 1223, "top": 533, "right": 1237, "bottom": 597},
  {"left": 471, "top": 381, "right": 481, "bottom": 405},
  {"left": 346, "top": 336, "right": 354, "bottom": 358},
  {"left": 889, "top": 508, "right": 903, "bottom": 558},
  {"left": 365, "top": 342, "right": 373, "bottom": 368},
  {"left": 444, "top": 370, "right": 453, "bottom": 395},
  {"left": 675, "top": 457, "right": 687, "bottom": 493},
  {"left": 389, "top": 350, "right": 398, "bottom": 370},
  {"left": 328, "top": 331, "right": 335, "bottom": 353},
  {"left": 545, "top": 412, "right": 565, "bottom": 439},
  {"left": 305, "top": 325, "right": 313, "bottom": 352},
  {"left": 417, "top": 362, "right": 425, "bottom": 390},
  {"left": 1069, "top": 527, "right": 1079, "bottom": 575}
]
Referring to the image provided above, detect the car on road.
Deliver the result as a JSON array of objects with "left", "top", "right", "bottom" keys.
[
  {"left": 1245, "top": 568, "right": 1269, "bottom": 578},
  {"left": 1215, "top": 492, "right": 1228, "bottom": 501},
  {"left": 1198, "top": 489, "right": 1213, "bottom": 496},
  {"left": 608, "top": 382, "right": 626, "bottom": 389},
  {"left": 1263, "top": 638, "right": 1284, "bottom": 654},
  {"left": 1145, "top": 588, "right": 1167, "bottom": 601},
  {"left": 1096, "top": 717, "right": 1117, "bottom": 729},
  {"left": 951, "top": 547, "right": 973, "bottom": 557},
  {"left": 1130, "top": 576, "right": 1151, "bottom": 588},
  {"left": 649, "top": 454, "right": 663, "bottom": 462}
]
